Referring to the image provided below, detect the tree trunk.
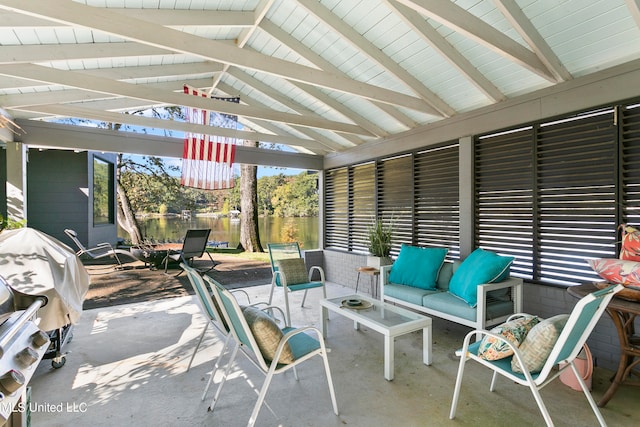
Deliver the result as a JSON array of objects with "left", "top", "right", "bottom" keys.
[
  {"left": 116, "top": 154, "right": 143, "bottom": 244},
  {"left": 117, "top": 184, "right": 143, "bottom": 244},
  {"left": 238, "top": 140, "right": 263, "bottom": 252}
]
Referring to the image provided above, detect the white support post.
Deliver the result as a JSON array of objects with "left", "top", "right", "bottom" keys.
[{"left": 5, "top": 142, "right": 27, "bottom": 224}]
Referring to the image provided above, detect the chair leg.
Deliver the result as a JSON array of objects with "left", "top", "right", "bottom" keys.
[
  {"left": 320, "top": 342, "right": 339, "bottom": 416},
  {"left": 489, "top": 371, "right": 499, "bottom": 391},
  {"left": 449, "top": 353, "right": 468, "bottom": 419},
  {"left": 268, "top": 279, "right": 276, "bottom": 305},
  {"left": 163, "top": 255, "right": 170, "bottom": 273},
  {"left": 209, "top": 342, "right": 239, "bottom": 412},
  {"left": 571, "top": 362, "right": 608, "bottom": 427},
  {"left": 527, "top": 381, "right": 554, "bottom": 427},
  {"left": 187, "top": 323, "right": 209, "bottom": 372},
  {"left": 248, "top": 364, "right": 278, "bottom": 427},
  {"left": 202, "top": 333, "right": 232, "bottom": 401},
  {"left": 283, "top": 286, "right": 292, "bottom": 326},
  {"left": 300, "top": 289, "right": 309, "bottom": 307}
]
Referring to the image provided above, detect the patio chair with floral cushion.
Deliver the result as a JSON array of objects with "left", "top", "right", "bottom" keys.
[{"left": 450, "top": 284, "right": 623, "bottom": 427}]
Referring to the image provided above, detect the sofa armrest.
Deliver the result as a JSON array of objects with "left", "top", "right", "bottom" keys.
[
  {"left": 379, "top": 265, "right": 393, "bottom": 299},
  {"left": 476, "top": 277, "right": 524, "bottom": 330}
]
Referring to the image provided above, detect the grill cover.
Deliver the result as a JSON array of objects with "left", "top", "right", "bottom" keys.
[{"left": 0, "top": 227, "right": 90, "bottom": 330}]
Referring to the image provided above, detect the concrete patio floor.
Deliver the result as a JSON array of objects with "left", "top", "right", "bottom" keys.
[{"left": 28, "top": 281, "right": 640, "bottom": 427}]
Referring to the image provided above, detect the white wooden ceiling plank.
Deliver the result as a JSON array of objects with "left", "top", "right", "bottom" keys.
[
  {"left": 494, "top": 0, "right": 571, "bottom": 82},
  {"left": 386, "top": 0, "right": 505, "bottom": 103},
  {"left": 260, "top": 18, "right": 416, "bottom": 129},
  {"left": 8, "top": 103, "right": 329, "bottom": 150},
  {"left": 297, "top": 0, "right": 454, "bottom": 117},
  {"left": 395, "top": 0, "right": 555, "bottom": 82},
  {"left": 216, "top": 77, "right": 364, "bottom": 149},
  {"left": 627, "top": 0, "right": 640, "bottom": 28},
  {"left": 0, "top": 0, "right": 432, "bottom": 113},
  {"left": 0, "top": 42, "right": 171, "bottom": 64},
  {"left": 0, "top": 9, "right": 256, "bottom": 27},
  {"left": 0, "top": 63, "right": 372, "bottom": 136}
]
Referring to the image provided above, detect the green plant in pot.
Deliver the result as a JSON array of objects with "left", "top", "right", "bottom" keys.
[{"left": 367, "top": 218, "right": 393, "bottom": 268}]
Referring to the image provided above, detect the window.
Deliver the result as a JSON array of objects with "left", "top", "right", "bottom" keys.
[{"left": 93, "top": 157, "right": 114, "bottom": 225}]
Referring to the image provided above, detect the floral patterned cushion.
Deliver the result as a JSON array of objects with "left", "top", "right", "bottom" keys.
[
  {"left": 619, "top": 224, "right": 640, "bottom": 262},
  {"left": 477, "top": 315, "right": 539, "bottom": 361},
  {"left": 242, "top": 306, "right": 294, "bottom": 364},
  {"left": 587, "top": 258, "right": 640, "bottom": 289},
  {"left": 512, "top": 314, "right": 569, "bottom": 373},
  {"left": 275, "top": 258, "right": 309, "bottom": 285}
]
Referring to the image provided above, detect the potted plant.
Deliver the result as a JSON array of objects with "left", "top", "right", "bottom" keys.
[{"left": 366, "top": 218, "right": 393, "bottom": 268}]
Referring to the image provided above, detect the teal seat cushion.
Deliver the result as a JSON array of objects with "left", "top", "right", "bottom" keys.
[
  {"left": 422, "top": 292, "right": 514, "bottom": 322},
  {"left": 384, "top": 284, "right": 438, "bottom": 306},
  {"left": 282, "top": 327, "right": 320, "bottom": 360},
  {"left": 465, "top": 341, "right": 541, "bottom": 382},
  {"left": 448, "top": 248, "right": 514, "bottom": 307},
  {"left": 388, "top": 244, "right": 448, "bottom": 290}
]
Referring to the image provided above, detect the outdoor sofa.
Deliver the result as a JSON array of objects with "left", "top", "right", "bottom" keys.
[{"left": 380, "top": 245, "right": 523, "bottom": 331}]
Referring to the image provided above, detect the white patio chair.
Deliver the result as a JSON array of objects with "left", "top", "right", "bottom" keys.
[
  {"left": 64, "top": 228, "right": 135, "bottom": 269},
  {"left": 181, "top": 263, "right": 259, "bottom": 404},
  {"left": 207, "top": 274, "right": 339, "bottom": 427},
  {"left": 267, "top": 242, "right": 326, "bottom": 325},
  {"left": 450, "top": 284, "right": 623, "bottom": 426}
]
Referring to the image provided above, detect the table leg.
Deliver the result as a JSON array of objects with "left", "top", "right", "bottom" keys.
[
  {"left": 384, "top": 335, "right": 394, "bottom": 381},
  {"left": 423, "top": 326, "right": 432, "bottom": 366},
  {"left": 598, "top": 308, "right": 638, "bottom": 407},
  {"left": 371, "top": 275, "right": 376, "bottom": 299}
]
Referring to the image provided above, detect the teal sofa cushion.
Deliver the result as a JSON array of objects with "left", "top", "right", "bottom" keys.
[
  {"left": 436, "top": 260, "right": 462, "bottom": 290},
  {"left": 388, "top": 244, "right": 448, "bottom": 290},
  {"left": 448, "top": 248, "right": 514, "bottom": 307},
  {"left": 384, "top": 284, "right": 438, "bottom": 306},
  {"left": 422, "top": 292, "right": 515, "bottom": 322}
]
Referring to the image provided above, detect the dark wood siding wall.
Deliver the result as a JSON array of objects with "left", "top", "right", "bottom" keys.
[{"left": 27, "top": 149, "right": 89, "bottom": 244}]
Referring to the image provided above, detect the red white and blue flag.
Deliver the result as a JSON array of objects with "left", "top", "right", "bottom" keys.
[{"left": 181, "top": 85, "right": 239, "bottom": 190}]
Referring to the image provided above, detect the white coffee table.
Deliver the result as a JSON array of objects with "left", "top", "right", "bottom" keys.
[{"left": 320, "top": 294, "right": 432, "bottom": 381}]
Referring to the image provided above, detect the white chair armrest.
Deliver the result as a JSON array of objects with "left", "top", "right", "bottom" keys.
[
  {"left": 308, "top": 265, "right": 325, "bottom": 282},
  {"left": 379, "top": 265, "right": 392, "bottom": 287}
]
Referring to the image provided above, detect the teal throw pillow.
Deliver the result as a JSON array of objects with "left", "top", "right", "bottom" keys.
[
  {"left": 449, "top": 248, "right": 514, "bottom": 307},
  {"left": 388, "top": 244, "right": 448, "bottom": 290}
]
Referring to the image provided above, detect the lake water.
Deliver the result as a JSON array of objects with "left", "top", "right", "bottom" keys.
[{"left": 119, "top": 216, "right": 319, "bottom": 250}]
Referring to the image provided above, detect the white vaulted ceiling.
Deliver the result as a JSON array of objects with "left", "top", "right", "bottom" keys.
[{"left": 0, "top": 0, "right": 639, "bottom": 157}]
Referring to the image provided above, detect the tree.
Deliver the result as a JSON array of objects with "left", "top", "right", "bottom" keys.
[
  {"left": 271, "top": 172, "right": 319, "bottom": 217},
  {"left": 117, "top": 154, "right": 181, "bottom": 244},
  {"left": 257, "top": 174, "right": 287, "bottom": 216},
  {"left": 238, "top": 140, "right": 263, "bottom": 252}
]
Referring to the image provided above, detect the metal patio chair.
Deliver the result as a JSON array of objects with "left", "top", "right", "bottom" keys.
[
  {"left": 64, "top": 228, "right": 136, "bottom": 269},
  {"left": 163, "top": 229, "right": 215, "bottom": 275},
  {"left": 267, "top": 242, "right": 326, "bottom": 325},
  {"left": 450, "top": 284, "right": 623, "bottom": 427},
  {"left": 207, "top": 275, "right": 339, "bottom": 427},
  {"left": 181, "top": 263, "right": 255, "bottom": 403}
]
